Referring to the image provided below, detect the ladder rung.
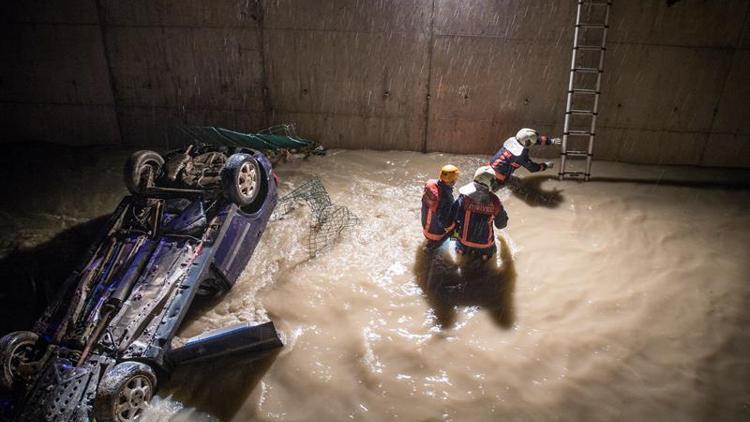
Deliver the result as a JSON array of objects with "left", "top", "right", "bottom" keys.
[
  {"left": 566, "top": 109, "right": 597, "bottom": 115},
  {"left": 564, "top": 0, "right": 609, "bottom": 183},
  {"left": 569, "top": 88, "right": 599, "bottom": 94},
  {"left": 575, "top": 45, "right": 606, "bottom": 51},
  {"left": 562, "top": 150, "right": 591, "bottom": 157},
  {"left": 572, "top": 67, "right": 602, "bottom": 73},
  {"left": 565, "top": 130, "right": 594, "bottom": 136}
]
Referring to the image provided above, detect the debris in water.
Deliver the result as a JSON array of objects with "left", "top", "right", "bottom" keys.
[{"left": 272, "top": 178, "right": 359, "bottom": 258}]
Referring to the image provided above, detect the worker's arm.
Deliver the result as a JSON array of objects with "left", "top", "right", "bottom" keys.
[
  {"left": 494, "top": 202, "right": 508, "bottom": 229},
  {"left": 437, "top": 195, "right": 455, "bottom": 231},
  {"left": 535, "top": 135, "right": 562, "bottom": 146},
  {"left": 450, "top": 196, "right": 464, "bottom": 231},
  {"left": 519, "top": 149, "right": 555, "bottom": 173},
  {"left": 519, "top": 150, "right": 545, "bottom": 172}
]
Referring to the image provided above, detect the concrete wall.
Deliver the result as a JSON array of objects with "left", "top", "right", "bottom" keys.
[
  {"left": 1, "top": 0, "right": 749, "bottom": 167},
  {"left": 263, "top": 0, "right": 432, "bottom": 151},
  {"left": 98, "top": 0, "right": 268, "bottom": 147},
  {"left": 0, "top": 1, "right": 120, "bottom": 145},
  {"left": 0, "top": 0, "right": 268, "bottom": 147}
]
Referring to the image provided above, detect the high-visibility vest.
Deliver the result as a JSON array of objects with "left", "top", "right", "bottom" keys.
[
  {"left": 421, "top": 179, "right": 455, "bottom": 241},
  {"left": 455, "top": 193, "right": 506, "bottom": 248}
]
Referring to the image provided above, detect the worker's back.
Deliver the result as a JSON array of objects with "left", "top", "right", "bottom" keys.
[{"left": 454, "top": 184, "right": 506, "bottom": 250}]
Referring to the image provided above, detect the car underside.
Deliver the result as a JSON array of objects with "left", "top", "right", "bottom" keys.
[{"left": 1, "top": 143, "right": 284, "bottom": 421}]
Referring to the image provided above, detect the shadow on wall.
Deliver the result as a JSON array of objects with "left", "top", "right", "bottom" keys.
[
  {"left": 0, "top": 216, "right": 110, "bottom": 335},
  {"left": 414, "top": 236, "right": 517, "bottom": 330}
]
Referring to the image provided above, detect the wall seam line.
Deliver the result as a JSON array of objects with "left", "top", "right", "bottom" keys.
[
  {"left": 698, "top": 2, "right": 750, "bottom": 165},
  {"left": 257, "top": 0, "right": 273, "bottom": 127},
  {"left": 93, "top": 0, "right": 123, "bottom": 145},
  {"left": 422, "top": 0, "right": 436, "bottom": 153}
]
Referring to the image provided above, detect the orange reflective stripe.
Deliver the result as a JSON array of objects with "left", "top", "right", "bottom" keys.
[
  {"left": 458, "top": 237, "right": 495, "bottom": 248},
  {"left": 459, "top": 210, "right": 494, "bottom": 247},
  {"left": 458, "top": 196, "right": 496, "bottom": 248},
  {"left": 423, "top": 180, "right": 439, "bottom": 210},
  {"left": 423, "top": 228, "right": 445, "bottom": 241},
  {"left": 461, "top": 208, "right": 471, "bottom": 242},
  {"left": 423, "top": 208, "right": 445, "bottom": 240}
]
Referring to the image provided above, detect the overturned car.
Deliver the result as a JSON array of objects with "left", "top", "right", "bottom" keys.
[{"left": 0, "top": 142, "right": 283, "bottom": 421}]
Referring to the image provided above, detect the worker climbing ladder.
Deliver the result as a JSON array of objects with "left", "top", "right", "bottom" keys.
[{"left": 559, "top": 0, "right": 612, "bottom": 181}]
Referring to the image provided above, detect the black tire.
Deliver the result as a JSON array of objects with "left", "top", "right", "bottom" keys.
[
  {"left": 124, "top": 150, "right": 165, "bottom": 194},
  {"left": 0, "top": 331, "right": 40, "bottom": 391},
  {"left": 94, "top": 361, "right": 157, "bottom": 422},
  {"left": 221, "top": 153, "right": 262, "bottom": 207}
]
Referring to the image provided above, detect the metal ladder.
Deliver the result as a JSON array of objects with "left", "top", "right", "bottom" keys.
[{"left": 559, "top": 0, "right": 612, "bottom": 181}]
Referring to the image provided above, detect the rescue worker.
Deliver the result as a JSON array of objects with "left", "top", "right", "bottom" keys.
[
  {"left": 452, "top": 166, "right": 508, "bottom": 260},
  {"left": 421, "top": 164, "right": 460, "bottom": 251},
  {"left": 489, "top": 128, "right": 560, "bottom": 187}
]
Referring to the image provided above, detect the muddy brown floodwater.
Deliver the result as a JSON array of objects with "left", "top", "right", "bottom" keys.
[
  {"left": 140, "top": 150, "right": 750, "bottom": 422},
  {"left": 9, "top": 148, "right": 748, "bottom": 421}
]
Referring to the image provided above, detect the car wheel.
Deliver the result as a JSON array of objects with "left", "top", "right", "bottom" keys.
[
  {"left": 221, "top": 153, "right": 262, "bottom": 207},
  {"left": 125, "top": 150, "right": 165, "bottom": 194},
  {"left": 94, "top": 361, "right": 157, "bottom": 422},
  {"left": 0, "top": 331, "right": 40, "bottom": 391}
]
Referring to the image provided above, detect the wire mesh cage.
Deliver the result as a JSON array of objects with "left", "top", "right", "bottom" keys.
[{"left": 271, "top": 178, "right": 359, "bottom": 258}]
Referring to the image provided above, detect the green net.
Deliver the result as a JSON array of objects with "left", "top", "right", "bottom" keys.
[{"left": 175, "top": 123, "right": 311, "bottom": 151}]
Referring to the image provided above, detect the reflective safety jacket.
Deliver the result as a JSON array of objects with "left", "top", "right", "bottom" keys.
[
  {"left": 421, "top": 179, "right": 455, "bottom": 241},
  {"left": 453, "top": 188, "right": 508, "bottom": 248},
  {"left": 489, "top": 137, "right": 550, "bottom": 181}
]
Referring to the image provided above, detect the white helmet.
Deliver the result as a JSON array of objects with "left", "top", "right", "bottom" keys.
[
  {"left": 473, "top": 166, "right": 496, "bottom": 188},
  {"left": 515, "top": 128, "right": 538, "bottom": 147},
  {"left": 459, "top": 166, "right": 496, "bottom": 196}
]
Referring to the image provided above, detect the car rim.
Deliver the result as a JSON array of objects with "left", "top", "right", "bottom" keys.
[
  {"left": 115, "top": 375, "right": 152, "bottom": 421},
  {"left": 138, "top": 163, "right": 158, "bottom": 190},
  {"left": 8, "top": 342, "right": 35, "bottom": 379},
  {"left": 237, "top": 161, "right": 258, "bottom": 199}
]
